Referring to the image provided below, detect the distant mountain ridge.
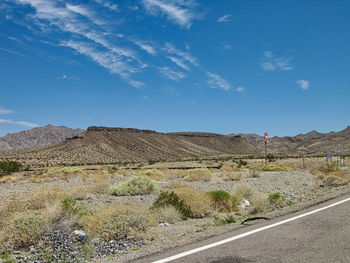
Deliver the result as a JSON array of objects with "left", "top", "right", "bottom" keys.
[
  {"left": 1, "top": 125, "right": 349, "bottom": 165},
  {"left": 0, "top": 125, "right": 84, "bottom": 150},
  {"left": 236, "top": 126, "right": 350, "bottom": 155}
]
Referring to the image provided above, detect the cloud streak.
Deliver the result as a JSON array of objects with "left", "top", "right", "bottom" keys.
[
  {"left": 207, "top": 72, "right": 232, "bottom": 91},
  {"left": 0, "top": 107, "right": 13, "bottom": 115},
  {"left": 0, "top": 119, "right": 38, "bottom": 128},
  {"left": 159, "top": 66, "right": 186, "bottom": 80},
  {"left": 260, "top": 51, "right": 294, "bottom": 71},
  {"left": 142, "top": 0, "right": 198, "bottom": 28},
  {"left": 218, "top": 14, "right": 231, "bottom": 23}
]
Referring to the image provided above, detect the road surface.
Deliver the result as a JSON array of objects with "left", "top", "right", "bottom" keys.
[{"left": 134, "top": 194, "right": 350, "bottom": 263}]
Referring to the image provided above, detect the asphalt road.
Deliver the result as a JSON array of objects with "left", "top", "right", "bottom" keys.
[{"left": 136, "top": 194, "right": 350, "bottom": 263}]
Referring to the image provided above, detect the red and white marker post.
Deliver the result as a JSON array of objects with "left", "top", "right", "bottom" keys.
[{"left": 264, "top": 131, "right": 269, "bottom": 162}]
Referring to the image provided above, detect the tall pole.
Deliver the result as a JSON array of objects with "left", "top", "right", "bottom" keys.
[{"left": 265, "top": 141, "right": 267, "bottom": 163}]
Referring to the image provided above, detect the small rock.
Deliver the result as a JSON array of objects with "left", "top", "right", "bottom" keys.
[
  {"left": 72, "top": 230, "right": 86, "bottom": 242},
  {"left": 159, "top": 222, "right": 171, "bottom": 227},
  {"left": 240, "top": 199, "right": 250, "bottom": 208}
]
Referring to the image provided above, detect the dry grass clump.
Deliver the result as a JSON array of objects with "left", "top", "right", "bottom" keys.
[
  {"left": 0, "top": 175, "right": 22, "bottom": 183},
  {"left": 261, "top": 163, "right": 293, "bottom": 172},
  {"left": 137, "top": 169, "right": 163, "bottom": 180},
  {"left": 162, "top": 169, "right": 186, "bottom": 179},
  {"left": 165, "top": 180, "right": 187, "bottom": 190},
  {"left": 174, "top": 187, "right": 213, "bottom": 218},
  {"left": 219, "top": 163, "right": 242, "bottom": 172},
  {"left": 249, "top": 169, "right": 262, "bottom": 178},
  {"left": 233, "top": 183, "right": 255, "bottom": 201},
  {"left": 220, "top": 171, "right": 243, "bottom": 181},
  {"left": 312, "top": 162, "right": 349, "bottom": 186},
  {"left": 109, "top": 176, "right": 160, "bottom": 196},
  {"left": 79, "top": 204, "right": 151, "bottom": 241},
  {"left": 184, "top": 168, "right": 211, "bottom": 182},
  {"left": 155, "top": 206, "right": 182, "bottom": 224},
  {"left": 0, "top": 186, "right": 72, "bottom": 251},
  {"left": 250, "top": 194, "right": 269, "bottom": 214}
]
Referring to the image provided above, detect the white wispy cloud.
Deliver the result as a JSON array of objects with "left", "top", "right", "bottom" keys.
[
  {"left": 0, "top": 119, "right": 38, "bottom": 128},
  {"left": 236, "top": 86, "right": 245, "bottom": 93},
  {"left": 61, "top": 40, "right": 144, "bottom": 88},
  {"left": 0, "top": 47, "right": 25, "bottom": 57},
  {"left": 142, "top": 0, "right": 198, "bottom": 28},
  {"left": 218, "top": 14, "right": 231, "bottom": 23},
  {"left": 0, "top": 107, "right": 13, "bottom": 115},
  {"left": 297, "top": 80, "right": 309, "bottom": 90},
  {"left": 260, "top": 51, "right": 294, "bottom": 71},
  {"left": 159, "top": 66, "right": 186, "bottom": 80},
  {"left": 13, "top": 0, "right": 145, "bottom": 87},
  {"left": 94, "top": 0, "right": 118, "bottom": 11},
  {"left": 206, "top": 72, "right": 232, "bottom": 91},
  {"left": 167, "top": 56, "right": 190, "bottom": 71},
  {"left": 164, "top": 42, "right": 198, "bottom": 66},
  {"left": 223, "top": 44, "right": 233, "bottom": 50},
  {"left": 133, "top": 40, "right": 157, "bottom": 55}
]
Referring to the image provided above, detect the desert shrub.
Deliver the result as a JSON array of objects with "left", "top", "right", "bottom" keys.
[
  {"left": 207, "top": 190, "right": 239, "bottom": 212},
  {"left": 0, "top": 212, "right": 47, "bottom": 250},
  {"left": 109, "top": 176, "right": 160, "bottom": 196},
  {"left": 249, "top": 169, "right": 262, "bottom": 178},
  {"left": 261, "top": 163, "right": 293, "bottom": 172},
  {"left": 322, "top": 176, "right": 345, "bottom": 187},
  {"left": 165, "top": 180, "right": 187, "bottom": 190},
  {"left": 267, "top": 153, "right": 275, "bottom": 162},
  {"left": 137, "top": 169, "right": 163, "bottom": 180},
  {"left": 233, "top": 183, "right": 255, "bottom": 201},
  {"left": 184, "top": 168, "right": 211, "bottom": 182},
  {"left": 104, "top": 166, "right": 118, "bottom": 173},
  {"left": 152, "top": 191, "right": 192, "bottom": 219},
  {"left": 0, "top": 252, "right": 15, "bottom": 263},
  {"left": 0, "top": 161, "right": 22, "bottom": 176},
  {"left": 220, "top": 164, "right": 241, "bottom": 172},
  {"left": 80, "top": 204, "right": 150, "bottom": 241},
  {"left": 174, "top": 187, "right": 213, "bottom": 218},
  {"left": 27, "top": 186, "right": 69, "bottom": 210},
  {"left": 320, "top": 162, "right": 339, "bottom": 174},
  {"left": 237, "top": 159, "right": 248, "bottom": 168},
  {"left": 0, "top": 175, "right": 21, "bottom": 183},
  {"left": 220, "top": 171, "right": 242, "bottom": 181},
  {"left": 155, "top": 206, "right": 182, "bottom": 224},
  {"left": 61, "top": 197, "right": 88, "bottom": 218},
  {"left": 268, "top": 192, "right": 283, "bottom": 206},
  {"left": 60, "top": 167, "right": 85, "bottom": 175},
  {"left": 250, "top": 195, "right": 269, "bottom": 214}
]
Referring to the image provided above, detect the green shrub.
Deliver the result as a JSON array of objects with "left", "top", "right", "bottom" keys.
[
  {"left": 261, "top": 163, "right": 293, "bottom": 172},
  {"left": 109, "top": 176, "right": 160, "bottom": 196},
  {"left": 268, "top": 192, "right": 283, "bottom": 206},
  {"left": 237, "top": 159, "right": 247, "bottom": 168},
  {"left": 0, "top": 161, "right": 22, "bottom": 177},
  {"left": 213, "top": 215, "right": 237, "bottom": 225},
  {"left": 61, "top": 197, "right": 88, "bottom": 218},
  {"left": 153, "top": 191, "right": 192, "bottom": 219},
  {"left": 207, "top": 190, "right": 239, "bottom": 212},
  {"left": 267, "top": 153, "right": 275, "bottom": 162}
]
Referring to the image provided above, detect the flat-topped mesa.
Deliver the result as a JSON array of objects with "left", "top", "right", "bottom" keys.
[
  {"left": 168, "top": 132, "right": 220, "bottom": 138},
  {"left": 86, "top": 126, "right": 158, "bottom": 134}
]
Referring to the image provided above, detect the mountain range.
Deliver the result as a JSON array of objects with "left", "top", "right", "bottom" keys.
[{"left": 0, "top": 125, "right": 349, "bottom": 165}]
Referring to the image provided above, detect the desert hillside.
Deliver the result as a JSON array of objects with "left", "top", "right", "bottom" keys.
[
  {"left": 1, "top": 126, "right": 257, "bottom": 165},
  {"left": 0, "top": 125, "right": 84, "bottom": 150}
]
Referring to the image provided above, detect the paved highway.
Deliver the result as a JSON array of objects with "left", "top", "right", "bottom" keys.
[{"left": 135, "top": 194, "right": 350, "bottom": 263}]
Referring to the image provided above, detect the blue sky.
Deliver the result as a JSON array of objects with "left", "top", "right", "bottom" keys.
[{"left": 0, "top": 0, "right": 349, "bottom": 137}]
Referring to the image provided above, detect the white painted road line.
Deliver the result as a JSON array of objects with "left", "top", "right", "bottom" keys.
[{"left": 152, "top": 196, "right": 350, "bottom": 263}]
